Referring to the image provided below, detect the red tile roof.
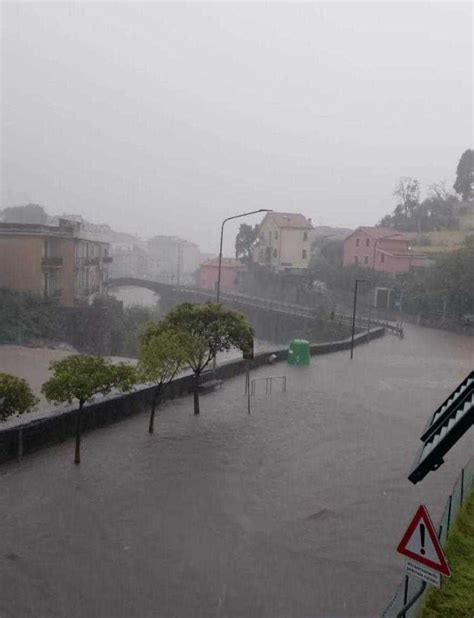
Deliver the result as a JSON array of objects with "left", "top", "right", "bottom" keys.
[
  {"left": 358, "top": 226, "right": 406, "bottom": 240},
  {"left": 264, "top": 212, "right": 313, "bottom": 229}
]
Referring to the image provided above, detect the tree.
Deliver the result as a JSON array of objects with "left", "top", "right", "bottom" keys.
[
  {"left": 235, "top": 223, "right": 259, "bottom": 264},
  {"left": 453, "top": 149, "right": 474, "bottom": 201},
  {"left": 138, "top": 324, "right": 186, "bottom": 433},
  {"left": 0, "top": 373, "right": 38, "bottom": 422},
  {"left": 163, "top": 303, "right": 254, "bottom": 415},
  {"left": 0, "top": 204, "right": 48, "bottom": 224},
  {"left": 42, "top": 355, "right": 137, "bottom": 464}
]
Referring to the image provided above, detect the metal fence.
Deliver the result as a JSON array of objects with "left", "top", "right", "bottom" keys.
[
  {"left": 246, "top": 375, "right": 287, "bottom": 396},
  {"left": 382, "top": 457, "right": 474, "bottom": 617}
]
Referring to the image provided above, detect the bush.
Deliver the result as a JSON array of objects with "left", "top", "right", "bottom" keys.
[
  {"left": 0, "top": 373, "right": 38, "bottom": 421},
  {"left": 0, "top": 288, "right": 64, "bottom": 344}
]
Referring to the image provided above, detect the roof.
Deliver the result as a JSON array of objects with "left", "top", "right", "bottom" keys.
[
  {"left": 376, "top": 248, "right": 426, "bottom": 259},
  {"left": 263, "top": 212, "right": 313, "bottom": 230},
  {"left": 353, "top": 226, "right": 407, "bottom": 240},
  {"left": 0, "top": 221, "right": 109, "bottom": 244},
  {"left": 201, "top": 257, "right": 242, "bottom": 269}
]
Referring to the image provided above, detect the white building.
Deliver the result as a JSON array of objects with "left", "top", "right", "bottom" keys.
[
  {"left": 253, "top": 212, "right": 313, "bottom": 271},
  {"left": 147, "top": 236, "right": 201, "bottom": 285}
]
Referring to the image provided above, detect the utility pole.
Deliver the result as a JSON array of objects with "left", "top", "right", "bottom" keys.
[{"left": 351, "top": 279, "right": 366, "bottom": 359}]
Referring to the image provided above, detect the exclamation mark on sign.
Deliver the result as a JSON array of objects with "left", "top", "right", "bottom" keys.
[{"left": 420, "top": 523, "right": 426, "bottom": 555}]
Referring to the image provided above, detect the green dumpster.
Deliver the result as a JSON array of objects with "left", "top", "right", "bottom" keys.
[{"left": 288, "top": 339, "right": 310, "bottom": 366}]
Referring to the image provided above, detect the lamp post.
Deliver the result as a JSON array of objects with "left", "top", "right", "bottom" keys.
[
  {"left": 215, "top": 208, "right": 272, "bottom": 304},
  {"left": 350, "top": 279, "right": 367, "bottom": 359},
  {"left": 213, "top": 208, "right": 272, "bottom": 370}
]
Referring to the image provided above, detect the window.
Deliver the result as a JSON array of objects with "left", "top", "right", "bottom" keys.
[
  {"left": 303, "top": 232, "right": 308, "bottom": 241},
  {"left": 269, "top": 231, "right": 272, "bottom": 241},
  {"left": 274, "top": 231, "right": 278, "bottom": 240},
  {"left": 354, "top": 256, "right": 359, "bottom": 265},
  {"left": 366, "top": 238, "right": 370, "bottom": 247},
  {"left": 380, "top": 253, "right": 385, "bottom": 263},
  {"left": 356, "top": 238, "right": 360, "bottom": 247},
  {"left": 302, "top": 249, "right": 307, "bottom": 259},
  {"left": 364, "top": 256, "right": 369, "bottom": 265},
  {"left": 273, "top": 248, "right": 277, "bottom": 258}
]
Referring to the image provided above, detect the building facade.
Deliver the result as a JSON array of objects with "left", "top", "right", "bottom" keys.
[
  {"left": 109, "top": 242, "right": 151, "bottom": 279},
  {"left": 147, "top": 236, "right": 201, "bottom": 285},
  {"left": 198, "top": 258, "right": 242, "bottom": 292},
  {"left": 343, "top": 227, "right": 427, "bottom": 273},
  {"left": 253, "top": 212, "right": 313, "bottom": 270},
  {"left": 0, "top": 219, "right": 111, "bottom": 306}
]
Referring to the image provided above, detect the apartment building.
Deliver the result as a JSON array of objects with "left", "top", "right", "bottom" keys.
[
  {"left": 0, "top": 219, "right": 111, "bottom": 306},
  {"left": 253, "top": 212, "right": 313, "bottom": 271},
  {"left": 147, "top": 236, "right": 200, "bottom": 285},
  {"left": 343, "top": 227, "right": 427, "bottom": 273}
]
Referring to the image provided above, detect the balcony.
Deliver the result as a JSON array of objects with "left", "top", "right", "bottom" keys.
[
  {"left": 42, "top": 256, "right": 63, "bottom": 270},
  {"left": 84, "top": 256, "right": 100, "bottom": 266},
  {"left": 103, "top": 256, "right": 113, "bottom": 264}
]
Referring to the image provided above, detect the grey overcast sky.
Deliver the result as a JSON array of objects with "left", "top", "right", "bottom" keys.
[{"left": 1, "top": 2, "right": 472, "bottom": 254}]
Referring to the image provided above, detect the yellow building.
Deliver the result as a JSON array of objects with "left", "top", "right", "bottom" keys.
[{"left": 253, "top": 212, "right": 313, "bottom": 271}]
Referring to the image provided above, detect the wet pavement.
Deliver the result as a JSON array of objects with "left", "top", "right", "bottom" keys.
[{"left": 0, "top": 325, "right": 473, "bottom": 617}]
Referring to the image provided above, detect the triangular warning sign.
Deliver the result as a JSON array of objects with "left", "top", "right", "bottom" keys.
[{"left": 397, "top": 505, "right": 451, "bottom": 576}]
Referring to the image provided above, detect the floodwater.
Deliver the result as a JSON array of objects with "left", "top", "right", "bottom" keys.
[
  {"left": 0, "top": 325, "right": 473, "bottom": 617},
  {"left": 108, "top": 285, "right": 160, "bottom": 308}
]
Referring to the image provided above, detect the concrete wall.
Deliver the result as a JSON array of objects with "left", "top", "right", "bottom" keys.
[{"left": 0, "top": 327, "right": 385, "bottom": 465}]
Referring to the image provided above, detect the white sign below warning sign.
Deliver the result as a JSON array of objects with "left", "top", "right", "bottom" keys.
[{"left": 406, "top": 559, "right": 441, "bottom": 588}]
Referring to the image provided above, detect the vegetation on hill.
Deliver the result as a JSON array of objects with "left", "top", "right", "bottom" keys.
[
  {"left": 0, "top": 203, "right": 48, "bottom": 224},
  {"left": 420, "top": 488, "right": 474, "bottom": 617},
  {"left": 454, "top": 149, "right": 474, "bottom": 202},
  {"left": 399, "top": 236, "right": 474, "bottom": 318},
  {"left": 380, "top": 150, "right": 473, "bottom": 234}
]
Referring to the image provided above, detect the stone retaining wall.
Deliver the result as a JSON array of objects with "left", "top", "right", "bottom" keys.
[{"left": 0, "top": 327, "right": 385, "bottom": 465}]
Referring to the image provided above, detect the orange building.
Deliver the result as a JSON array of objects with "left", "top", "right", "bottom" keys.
[
  {"left": 0, "top": 219, "right": 112, "bottom": 306},
  {"left": 198, "top": 257, "right": 242, "bottom": 292}
]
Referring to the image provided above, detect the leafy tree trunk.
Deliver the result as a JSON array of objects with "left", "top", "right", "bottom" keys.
[
  {"left": 74, "top": 400, "right": 84, "bottom": 465},
  {"left": 148, "top": 386, "right": 162, "bottom": 434},
  {"left": 193, "top": 373, "right": 200, "bottom": 415}
]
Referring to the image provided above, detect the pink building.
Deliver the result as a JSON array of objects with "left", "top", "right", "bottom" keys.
[
  {"left": 343, "top": 227, "right": 427, "bottom": 274},
  {"left": 198, "top": 257, "right": 242, "bottom": 292}
]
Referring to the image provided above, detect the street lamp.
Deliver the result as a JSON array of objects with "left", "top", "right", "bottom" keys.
[
  {"left": 215, "top": 208, "right": 272, "bottom": 304},
  {"left": 213, "top": 208, "right": 272, "bottom": 371},
  {"left": 350, "top": 279, "right": 367, "bottom": 359}
]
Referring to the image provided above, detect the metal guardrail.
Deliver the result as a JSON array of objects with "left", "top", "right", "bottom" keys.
[
  {"left": 334, "top": 312, "right": 404, "bottom": 337},
  {"left": 110, "top": 278, "right": 403, "bottom": 337},
  {"left": 382, "top": 457, "right": 474, "bottom": 617}
]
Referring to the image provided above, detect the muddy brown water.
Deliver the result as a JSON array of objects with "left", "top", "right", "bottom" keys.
[{"left": 0, "top": 324, "right": 473, "bottom": 617}]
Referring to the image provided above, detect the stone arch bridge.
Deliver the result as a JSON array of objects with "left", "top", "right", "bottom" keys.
[{"left": 108, "top": 277, "right": 350, "bottom": 344}]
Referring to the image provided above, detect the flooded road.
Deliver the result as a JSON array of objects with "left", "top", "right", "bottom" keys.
[{"left": 0, "top": 325, "right": 473, "bottom": 617}]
